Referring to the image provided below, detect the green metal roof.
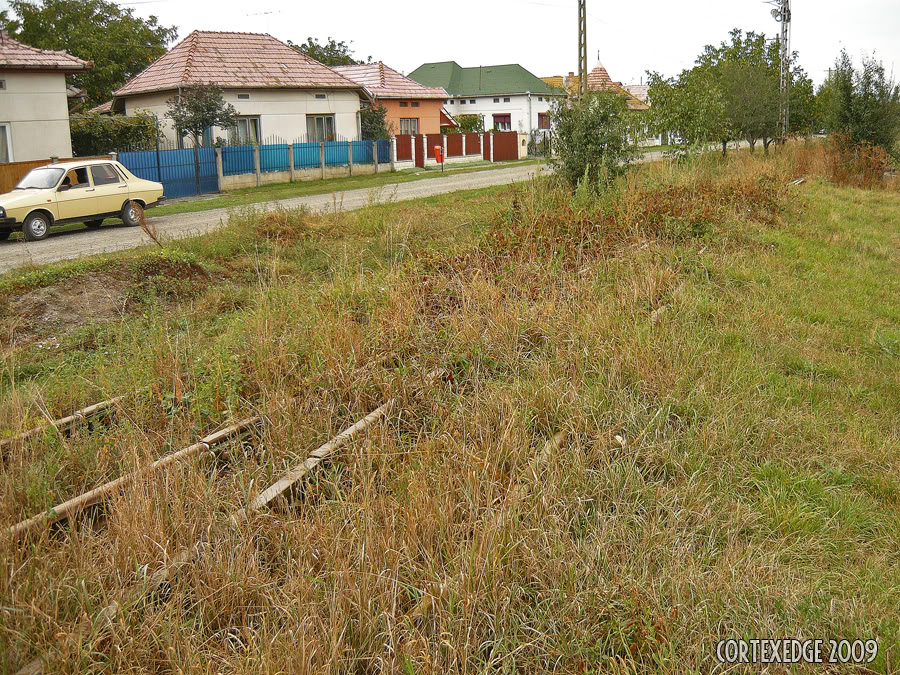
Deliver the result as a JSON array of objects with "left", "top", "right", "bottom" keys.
[{"left": 408, "top": 61, "right": 563, "bottom": 97}]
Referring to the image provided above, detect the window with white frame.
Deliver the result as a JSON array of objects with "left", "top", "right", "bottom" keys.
[
  {"left": 399, "top": 118, "right": 418, "bottom": 135},
  {"left": 0, "top": 80, "right": 6, "bottom": 90},
  {"left": 229, "top": 116, "right": 261, "bottom": 145},
  {"left": 0, "top": 124, "right": 11, "bottom": 163},
  {"left": 306, "top": 114, "right": 335, "bottom": 142}
]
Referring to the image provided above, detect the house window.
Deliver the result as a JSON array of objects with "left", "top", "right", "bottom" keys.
[
  {"left": 492, "top": 114, "right": 511, "bottom": 131},
  {"left": 493, "top": 98, "right": 500, "bottom": 103},
  {"left": 449, "top": 99, "right": 455, "bottom": 104},
  {"left": 399, "top": 118, "right": 419, "bottom": 135},
  {"left": 412, "top": 102, "right": 419, "bottom": 108},
  {"left": 504, "top": 97, "right": 511, "bottom": 103},
  {"left": 229, "top": 116, "right": 261, "bottom": 145},
  {"left": 400, "top": 102, "right": 408, "bottom": 107},
  {"left": 0, "top": 80, "right": 5, "bottom": 90},
  {"left": 0, "top": 124, "right": 10, "bottom": 163},
  {"left": 460, "top": 99, "right": 466, "bottom": 105},
  {"left": 470, "top": 99, "right": 475, "bottom": 104},
  {"left": 538, "top": 96, "right": 543, "bottom": 102},
  {"left": 538, "top": 113, "right": 551, "bottom": 130},
  {"left": 315, "top": 93, "right": 327, "bottom": 100},
  {"left": 237, "top": 93, "right": 250, "bottom": 100},
  {"left": 306, "top": 114, "right": 335, "bottom": 142}
]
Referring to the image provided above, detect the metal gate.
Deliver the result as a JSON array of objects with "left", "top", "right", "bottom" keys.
[{"left": 415, "top": 135, "right": 425, "bottom": 168}]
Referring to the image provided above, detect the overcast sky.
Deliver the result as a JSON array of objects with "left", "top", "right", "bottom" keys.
[{"left": 7, "top": 0, "right": 900, "bottom": 86}]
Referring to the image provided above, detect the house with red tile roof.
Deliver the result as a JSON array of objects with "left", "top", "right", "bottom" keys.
[
  {"left": 110, "top": 31, "right": 369, "bottom": 146},
  {"left": 333, "top": 62, "right": 450, "bottom": 136},
  {"left": 0, "top": 31, "right": 92, "bottom": 162}
]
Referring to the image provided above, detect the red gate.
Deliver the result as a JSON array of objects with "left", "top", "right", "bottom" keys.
[
  {"left": 493, "top": 132, "right": 519, "bottom": 161},
  {"left": 483, "top": 133, "right": 491, "bottom": 161},
  {"left": 396, "top": 135, "right": 412, "bottom": 162}
]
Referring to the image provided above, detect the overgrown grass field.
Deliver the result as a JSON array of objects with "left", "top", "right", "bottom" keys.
[{"left": 1, "top": 142, "right": 898, "bottom": 673}]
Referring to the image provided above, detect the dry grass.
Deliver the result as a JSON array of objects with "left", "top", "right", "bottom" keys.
[{"left": 1, "top": 142, "right": 899, "bottom": 672}]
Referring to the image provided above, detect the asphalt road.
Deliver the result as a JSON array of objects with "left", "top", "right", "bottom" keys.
[{"left": 0, "top": 164, "right": 548, "bottom": 273}]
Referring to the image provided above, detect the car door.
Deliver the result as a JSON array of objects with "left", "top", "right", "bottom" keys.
[
  {"left": 90, "top": 163, "right": 128, "bottom": 215},
  {"left": 55, "top": 167, "right": 97, "bottom": 220}
]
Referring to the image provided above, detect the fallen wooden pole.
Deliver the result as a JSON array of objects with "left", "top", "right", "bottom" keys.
[
  {"left": 15, "top": 370, "right": 446, "bottom": 674},
  {"left": 7, "top": 414, "right": 262, "bottom": 541},
  {"left": 0, "top": 395, "right": 127, "bottom": 458}
]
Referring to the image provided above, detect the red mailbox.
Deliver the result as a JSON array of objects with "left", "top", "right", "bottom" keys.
[{"left": 434, "top": 146, "right": 443, "bottom": 164}]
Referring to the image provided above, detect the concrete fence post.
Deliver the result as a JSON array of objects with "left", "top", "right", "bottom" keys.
[
  {"left": 489, "top": 132, "right": 495, "bottom": 162},
  {"left": 288, "top": 143, "right": 295, "bottom": 183},
  {"left": 372, "top": 140, "right": 379, "bottom": 174},
  {"left": 109, "top": 152, "right": 117, "bottom": 163},
  {"left": 215, "top": 147, "right": 224, "bottom": 192},
  {"left": 390, "top": 136, "right": 397, "bottom": 172},
  {"left": 253, "top": 145, "right": 261, "bottom": 187},
  {"left": 320, "top": 142, "right": 326, "bottom": 180},
  {"left": 443, "top": 134, "right": 448, "bottom": 161},
  {"left": 462, "top": 133, "right": 467, "bottom": 157},
  {"left": 348, "top": 140, "right": 353, "bottom": 177}
]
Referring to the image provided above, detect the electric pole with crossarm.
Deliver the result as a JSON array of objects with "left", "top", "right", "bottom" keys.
[{"left": 769, "top": 0, "right": 792, "bottom": 143}]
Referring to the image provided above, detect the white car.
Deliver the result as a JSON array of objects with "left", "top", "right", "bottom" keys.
[{"left": 0, "top": 159, "right": 165, "bottom": 241}]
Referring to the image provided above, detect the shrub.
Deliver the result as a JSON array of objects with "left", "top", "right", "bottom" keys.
[
  {"left": 549, "top": 91, "right": 640, "bottom": 190},
  {"left": 70, "top": 110, "right": 160, "bottom": 155}
]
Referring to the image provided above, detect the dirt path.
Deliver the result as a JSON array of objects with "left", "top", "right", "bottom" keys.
[{"left": 0, "top": 164, "right": 547, "bottom": 273}]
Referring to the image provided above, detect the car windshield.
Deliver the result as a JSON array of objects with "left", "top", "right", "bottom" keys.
[{"left": 15, "top": 167, "right": 65, "bottom": 190}]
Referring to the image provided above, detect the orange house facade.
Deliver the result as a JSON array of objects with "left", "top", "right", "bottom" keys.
[{"left": 334, "top": 62, "right": 449, "bottom": 136}]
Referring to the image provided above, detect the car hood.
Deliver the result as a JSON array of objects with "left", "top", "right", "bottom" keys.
[{"left": 0, "top": 188, "right": 53, "bottom": 210}]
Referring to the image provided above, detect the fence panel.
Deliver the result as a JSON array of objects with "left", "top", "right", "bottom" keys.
[
  {"left": 222, "top": 145, "right": 255, "bottom": 176},
  {"left": 446, "top": 134, "right": 463, "bottom": 157},
  {"left": 351, "top": 141, "right": 374, "bottom": 165},
  {"left": 120, "top": 148, "right": 216, "bottom": 198},
  {"left": 396, "top": 135, "right": 412, "bottom": 161},
  {"left": 294, "top": 142, "right": 320, "bottom": 170},
  {"left": 465, "top": 133, "right": 481, "bottom": 156},
  {"left": 426, "top": 134, "right": 444, "bottom": 159},
  {"left": 324, "top": 141, "right": 348, "bottom": 167},
  {"left": 377, "top": 140, "right": 391, "bottom": 164},
  {"left": 260, "top": 142, "right": 290, "bottom": 173},
  {"left": 493, "top": 131, "right": 519, "bottom": 161}
]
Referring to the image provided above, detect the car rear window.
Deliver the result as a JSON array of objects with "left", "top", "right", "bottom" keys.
[{"left": 91, "top": 164, "right": 121, "bottom": 186}]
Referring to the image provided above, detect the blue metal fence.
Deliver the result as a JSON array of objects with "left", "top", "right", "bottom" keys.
[
  {"left": 324, "top": 141, "right": 349, "bottom": 167},
  {"left": 352, "top": 141, "right": 374, "bottom": 165},
  {"left": 119, "top": 147, "right": 217, "bottom": 199},
  {"left": 294, "top": 142, "right": 320, "bottom": 170},
  {"left": 260, "top": 143, "right": 290, "bottom": 173},
  {"left": 221, "top": 145, "right": 254, "bottom": 177},
  {"left": 377, "top": 140, "right": 391, "bottom": 164}
]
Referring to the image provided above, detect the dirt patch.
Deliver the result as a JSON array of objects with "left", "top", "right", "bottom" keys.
[{"left": 11, "top": 273, "right": 129, "bottom": 346}]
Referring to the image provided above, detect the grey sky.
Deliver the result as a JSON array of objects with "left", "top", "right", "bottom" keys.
[{"left": 9, "top": 0, "right": 900, "bottom": 86}]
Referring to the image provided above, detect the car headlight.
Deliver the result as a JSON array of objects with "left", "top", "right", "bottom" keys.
[{"left": 0, "top": 207, "right": 6, "bottom": 218}]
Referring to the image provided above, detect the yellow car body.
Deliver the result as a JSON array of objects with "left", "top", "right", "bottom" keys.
[{"left": 0, "top": 159, "right": 165, "bottom": 241}]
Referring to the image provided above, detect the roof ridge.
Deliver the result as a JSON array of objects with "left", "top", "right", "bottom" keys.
[
  {"left": 181, "top": 31, "right": 199, "bottom": 84},
  {"left": 378, "top": 61, "right": 385, "bottom": 86}
]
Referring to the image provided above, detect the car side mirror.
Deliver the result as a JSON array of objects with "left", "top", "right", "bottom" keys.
[{"left": 57, "top": 184, "right": 71, "bottom": 192}]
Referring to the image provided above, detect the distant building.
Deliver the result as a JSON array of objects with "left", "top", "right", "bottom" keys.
[
  {"left": 408, "top": 61, "right": 564, "bottom": 134},
  {"left": 541, "top": 62, "right": 648, "bottom": 111},
  {"left": 0, "top": 31, "right": 92, "bottom": 162},
  {"left": 334, "top": 62, "right": 450, "bottom": 136},
  {"left": 110, "top": 31, "right": 368, "bottom": 146}
]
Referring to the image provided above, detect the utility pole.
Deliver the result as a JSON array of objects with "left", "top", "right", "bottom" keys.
[
  {"left": 770, "top": 0, "right": 792, "bottom": 144},
  {"left": 577, "top": 0, "right": 587, "bottom": 97}
]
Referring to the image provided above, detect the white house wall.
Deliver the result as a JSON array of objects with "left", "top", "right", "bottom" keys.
[
  {"left": 0, "top": 71, "right": 74, "bottom": 161},
  {"left": 442, "top": 93, "right": 560, "bottom": 133},
  {"left": 122, "top": 88, "right": 362, "bottom": 144}
]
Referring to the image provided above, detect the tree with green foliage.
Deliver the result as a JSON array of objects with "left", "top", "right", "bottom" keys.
[
  {"left": 822, "top": 50, "right": 900, "bottom": 156},
  {"left": 288, "top": 37, "right": 371, "bottom": 67},
  {"left": 360, "top": 103, "right": 390, "bottom": 140},
  {"left": 549, "top": 91, "right": 639, "bottom": 189},
  {"left": 1, "top": 0, "right": 177, "bottom": 107},
  {"left": 647, "top": 68, "right": 731, "bottom": 153},
  {"left": 70, "top": 110, "right": 160, "bottom": 155},
  {"left": 167, "top": 84, "right": 237, "bottom": 194},
  {"left": 447, "top": 114, "right": 484, "bottom": 134}
]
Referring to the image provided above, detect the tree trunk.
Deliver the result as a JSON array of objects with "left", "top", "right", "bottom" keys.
[
  {"left": 747, "top": 135, "right": 757, "bottom": 153},
  {"left": 763, "top": 137, "right": 772, "bottom": 155},
  {"left": 192, "top": 134, "right": 201, "bottom": 196},
  {"left": 721, "top": 140, "right": 728, "bottom": 157}
]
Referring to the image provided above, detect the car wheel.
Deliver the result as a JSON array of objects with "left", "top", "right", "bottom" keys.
[
  {"left": 122, "top": 201, "right": 144, "bottom": 227},
  {"left": 23, "top": 213, "right": 51, "bottom": 242},
  {"left": 85, "top": 219, "right": 103, "bottom": 229},
  {"left": 0, "top": 231, "right": 10, "bottom": 241}
]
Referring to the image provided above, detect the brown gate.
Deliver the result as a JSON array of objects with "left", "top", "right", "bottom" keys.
[
  {"left": 415, "top": 135, "right": 425, "bottom": 168},
  {"left": 464, "top": 133, "right": 480, "bottom": 157},
  {"left": 396, "top": 135, "right": 412, "bottom": 162},
  {"left": 492, "top": 132, "right": 519, "bottom": 161},
  {"left": 483, "top": 133, "right": 491, "bottom": 161}
]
